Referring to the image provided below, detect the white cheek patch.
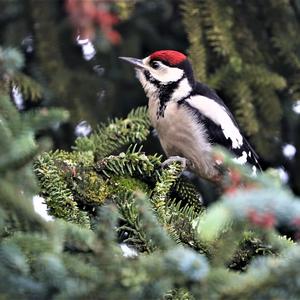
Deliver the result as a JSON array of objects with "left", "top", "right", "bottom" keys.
[
  {"left": 186, "top": 96, "right": 243, "bottom": 149},
  {"left": 151, "top": 67, "right": 184, "bottom": 83},
  {"left": 135, "top": 68, "right": 143, "bottom": 81},
  {"left": 135, "top": 69, "right": 158, "bottom": 99},
  {"left": 171, "top": 78, "right": 192, "bottom": 102}
]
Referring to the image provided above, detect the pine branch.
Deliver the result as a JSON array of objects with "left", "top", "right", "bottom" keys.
[
  {"left": 226, "top": 79, "right": 259, "bottom": 136},
  {"left": 135, "top": 193, "right": 175, "bottom": 251},
  {"left": 116, "top": 192, "right": 154, "bottom": 252},
  {"left": 34, "top": 152, "right": 90, "bottom": 227},
  {"left": 207, "top": 64, "right": 233, "bottom": 90},
  {"left": 151, "top": 162, "right": 183, "bottom": 223},
  {"left": 0, "top": 47, "right": 24, "bottom": 75},
  {"left": 181, "top": 0, "right": 207, "bottom": 81},
  {"left": 243, "top": 64, "right": 286, "bottom": 90},
  {"left": 199, "top": 0, "right": 237, "bottom": 59},
  {"left": 74, "top": 106, "right": 151, "bottom": 159},
  {"left": 11, "top": 73, "right": 43, "bottom": 102},
  {"left": 219, "top": 245, "right": 300, "bottom": 299},
  {"left": 22, "top": 108, "right": 69, "bottom": 132},
  {"left": 171, "top": 176, "right": 203, "bottom": 212},
  {"left": 95, "top": 144, "right": 161, "bottom": 179}
]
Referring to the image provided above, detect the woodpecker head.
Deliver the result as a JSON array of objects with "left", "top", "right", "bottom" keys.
[{"left": 119, "top": 50, "right": 195, "bottom": 102}]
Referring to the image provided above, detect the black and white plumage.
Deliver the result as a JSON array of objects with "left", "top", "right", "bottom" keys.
[{"left": 120, "top": 50, "right": 260, "bottom": 180}]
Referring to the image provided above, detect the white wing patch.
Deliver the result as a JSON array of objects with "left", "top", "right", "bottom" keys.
[
  {"left": 233, "top": 151, "right": 248, "bottom": 165},
  {"left": 186, "top": 96, "right": 243, "bottom": 149},
  {"left": 252, "top": 165, "right": 257, "bottom": 176}
]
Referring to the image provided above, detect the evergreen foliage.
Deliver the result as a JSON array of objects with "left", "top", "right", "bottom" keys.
[
  {"left": 1, "top": 1, "right": 300, "bottom": 299},
  {"left": 181, "top": 0, "right": 207, "bottom": 82},
  {"left": 2, "top": 0, "right": 300, "bottom": 171},
  {"left": 35, "top": 113, "right": 203, "bottom": 233},
  {"left": 180, "top": 0, "right": 300, "bottom": 158},
  {"left": 2, "top": 85, "right": 300, "bottom": 298},
  {"left": 74, "top": 107, "right": 151, "bottom": 158}
]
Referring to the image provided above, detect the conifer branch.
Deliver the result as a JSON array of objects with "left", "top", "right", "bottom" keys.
[
  {"left": 199, "top": 0, "right": 237, "bottom": 58},
  {"left": 95, "top": 144, "right": 161, "bottom": 179},
  {"left": 34, "top": 152, "right": 90, "bottom": 227},
  {"left": 181, "top": 0, "right": 207, "bottom": 81},
  {"left": 74, "top": 106, "right": 151, "bottom": 159},
  {"left": 11, "top": 73, "right": 43, "bottom": 102}
]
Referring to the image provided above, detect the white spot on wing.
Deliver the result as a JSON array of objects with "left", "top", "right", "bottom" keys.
[
  {"left": 186, "top": 96, "right": 243, "bottom": 149},
  {"left": 233, "top": 151, "right": 248, "bottom": 165},
  {"left": 252, "top": 165, "right": 257, "bottom": 176}
]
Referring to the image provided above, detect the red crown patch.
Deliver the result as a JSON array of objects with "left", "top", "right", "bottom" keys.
[{"left": 149, "top": 50, "right": 186, "bottom": 65}]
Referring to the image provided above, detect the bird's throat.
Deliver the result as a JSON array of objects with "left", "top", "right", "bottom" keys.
[{"left": 142, "top": 70, "right": 188, "bottom": 119}]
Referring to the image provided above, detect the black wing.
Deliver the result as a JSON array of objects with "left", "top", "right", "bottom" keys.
[{"left": 185, "top": 81, "right": 261, "bottom": 170}]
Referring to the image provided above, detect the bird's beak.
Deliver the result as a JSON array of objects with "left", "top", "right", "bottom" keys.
[{"left": 119, "top": 56, "right": 145, "bottom": 69}]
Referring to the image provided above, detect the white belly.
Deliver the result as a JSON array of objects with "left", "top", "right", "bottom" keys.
[{"left": 148, "top": 98, "right": 217, "bottom": 179}]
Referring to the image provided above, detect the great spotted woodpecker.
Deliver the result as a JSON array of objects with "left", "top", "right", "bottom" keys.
[{"left": 120, "top": 50, "right": 260, "bottom": 181}]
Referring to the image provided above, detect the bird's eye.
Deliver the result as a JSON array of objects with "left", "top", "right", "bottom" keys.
[{"left": 150, "top": 61, "right": 160, "bottom": 69}]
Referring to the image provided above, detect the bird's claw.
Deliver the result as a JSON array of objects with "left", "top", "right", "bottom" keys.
[{"left": 161, "top": 156, "right": 188, "bottom": 170}]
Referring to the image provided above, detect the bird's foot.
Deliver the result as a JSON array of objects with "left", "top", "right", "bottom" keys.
[{"left": 161, "top": 156, "right": 189, "bottom": 171}]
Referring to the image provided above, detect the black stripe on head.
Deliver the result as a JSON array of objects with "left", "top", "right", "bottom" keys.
[
  {"left": 144, "top": 70, "right": 161, "bottom": 87},
  {"left": 177, "top": 59, "right": 195, "bottom": 86}
]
